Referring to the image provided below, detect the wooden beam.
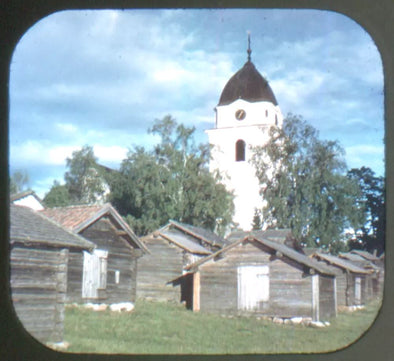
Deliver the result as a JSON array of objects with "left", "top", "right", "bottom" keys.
[
  {"left": 193, "top": 272, "right": 200, "bottom": 312},
  {"left": 312, "top": 274, "right": 320, "bottom": 322}
]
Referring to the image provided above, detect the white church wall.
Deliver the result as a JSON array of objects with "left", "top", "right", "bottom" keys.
[
  {"left": 206, "top": 125, "right": 272, "bottom": 231},
  {"left": 215, "top": 99, "right": 283, "bottom": 129}
]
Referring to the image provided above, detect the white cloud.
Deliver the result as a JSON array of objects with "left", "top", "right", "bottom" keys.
[
  {"left": 55, "top": 122, "right": 78, "bottom": 133},
  {"left": 345, "top": 144, "right": 385, "bottom": 175},
  {"left": 11, "top": 142, "right": 79, "bottom": 166},
  {"left": 9, "top": 9, "right": 385, "bottom": 194},
  {"left": 93, "top": 145, "right": 128, "bottom": 163}
]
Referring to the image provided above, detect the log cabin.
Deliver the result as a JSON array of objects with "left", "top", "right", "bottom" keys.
[
  {"left": 177, "top": 231, "right": 337, "bottom": 322},
  {"left": 10, "top": 205, "right": 94, "bottom": 345},
  {"left": 137, "top": 220, "right": 228, "bottom": 302},
  {"left": 339, "top": 251, "right": 384, "bottom": 300},
  {"left": 41, "top": 203, "right": 148, "bottom": 304},
  {"left": 310, "top": 252, "right": 375, "bottom": 307}
]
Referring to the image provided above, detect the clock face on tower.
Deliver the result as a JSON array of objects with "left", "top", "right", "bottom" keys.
[{"left": 235, "top": 109, "right": 246, "bottom": 120}]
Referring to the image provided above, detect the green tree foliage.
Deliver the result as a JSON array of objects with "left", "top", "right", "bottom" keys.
[
  {"left": 43, "top": 180, "right": 71, "bottom": 207},
  {"left": 251, "top": 114, "right": 364, "bottom": 251},
  {"left": 252, "top": 209, "right": 263, "bottom": 230},
  {"left": 109, "top": 115, "right": 234, "bottom": 236},
  {"left": 10, "top": 170, "right": 29, "bottom": 194},
  {"left": 347, "top": 167, "right": 385, "bottom": 255},
  {"left": 65, "top": 145, "right": 108, "bottom": 204}
]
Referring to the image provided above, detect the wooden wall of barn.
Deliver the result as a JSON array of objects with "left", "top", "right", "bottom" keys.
[
  {"left": 318, "top": 274, "right": 336, "bottom": 319},
  {"left": 333, "top": 270, "right": 348, "bottom": 307},
  {"left": 198, "top": 241, "right": 328, "bottom": 319},
  {"left": 66, "top": 251, "right": 84, "bottom": 303},
  {"left": 80, "top": 217, "right": 139, "bottom": 303},
  {"left": 137, "top": 236, "right": 184, "bottom": 302},
  {"left": 10, "top": 246, "right": 68, "bottom": 344}
]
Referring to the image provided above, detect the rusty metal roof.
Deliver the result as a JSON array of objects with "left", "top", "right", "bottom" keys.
[{"left": 41, "top": 203, "right": 148, "bottom": 252}]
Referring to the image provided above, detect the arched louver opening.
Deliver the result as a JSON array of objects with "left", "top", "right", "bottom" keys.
[{"left": 236, "top": 140, "right": 246, "bottom": 162}]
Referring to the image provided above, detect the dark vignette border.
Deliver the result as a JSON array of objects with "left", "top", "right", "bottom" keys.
[{"left": 0, "top": 1, "right": 393, "bottom": 361}]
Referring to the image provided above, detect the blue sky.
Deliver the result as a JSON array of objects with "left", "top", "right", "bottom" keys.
[{"left": 9, "top": 9, "right": 384, "bottom": 197}]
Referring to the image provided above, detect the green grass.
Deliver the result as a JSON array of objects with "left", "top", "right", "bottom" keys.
[{"left": 64, "top": 298, "right": 382, "bottom": 354}]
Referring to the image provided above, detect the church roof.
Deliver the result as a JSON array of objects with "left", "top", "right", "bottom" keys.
[{"left": 218, "top": 60, "right": 278, "bottom": 106}]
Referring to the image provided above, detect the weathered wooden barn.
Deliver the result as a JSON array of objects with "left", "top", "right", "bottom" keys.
[
  {"left": 310, "top": 252, "right": 374, "bottom": 307},
  {"left": 178, "top": 231, "right": 337, "bottom": 321},
  {"left": 137, "top": 220, "right": 228, "bottom": 302},
  {"left": 42, "top": 203, "right": 148, "bottom": 304},
  {"left": 339, "top": 251, "right": 384, "bottom": 299},
  {"left": 10, "top": 205, "right": 94, "bottom": 345}
]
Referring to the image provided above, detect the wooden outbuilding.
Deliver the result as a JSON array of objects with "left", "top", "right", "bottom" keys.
[
  {"left": 10, "top": 205, "right": 94, "bottom": 345},
  {"left": 137, "top": 220, "right": 228, "bottom": 302},
  {"left": 339, "top": 251, "right": 384, "bottom": 299},
  {"left": 310, "top": 252, "right": 374, "bottom": 307},
  {"left": 42, "top": 203, "right": 148, "bottom": 304},
  {"left": 178, "top": 231, "right": 337, "bottom": 322}
]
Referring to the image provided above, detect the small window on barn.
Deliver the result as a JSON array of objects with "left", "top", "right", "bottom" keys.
[{"left": 235, "top": 140, "right": 246, "bottom": 162}]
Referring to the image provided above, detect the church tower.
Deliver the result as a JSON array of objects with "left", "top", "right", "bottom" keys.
[{"left": 206, "top": 35, "right": 283, "bottom": 231}]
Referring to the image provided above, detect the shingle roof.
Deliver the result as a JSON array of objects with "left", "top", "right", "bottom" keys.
[
  {"left": 350, "top": 249, "right": 379, "bottom": 262},
  {"left": 339, "top": 252, "right": 380, "bottom": 271},
  {"left": 168, "top": 220, "right": 229, "bottom": 247},
  {"left": 186, "top": 232, "right": 335, "bottom": 276},
  {"left": 41, "top": 203, "right": 148, "bottom": 252},
  {"left": 159, "top": 229, "right": 212, "bottom": 255},
  {"left": 311, "top": 252, "right": 371, "bottom": 274},
  {"left": 10, "top": 205, "right": 94, "bottom": 250},
  {"left": 339, "top": 252, "right": 365, "bottom": 262},
  {"left": 41, "top": 204, "right": 104, "bottom": 231}
]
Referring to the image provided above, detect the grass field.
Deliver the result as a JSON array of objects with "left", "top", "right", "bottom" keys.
[{"left": 64, "top": 298, "right": 382, "bottom": 354}]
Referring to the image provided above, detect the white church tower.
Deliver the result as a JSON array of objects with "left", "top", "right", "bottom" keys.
[{"left": 206, "top": 35, "right": 283, "bottom": 231}]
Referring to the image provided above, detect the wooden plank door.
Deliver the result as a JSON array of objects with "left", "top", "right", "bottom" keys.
[
  {"left": 312, "top": 274, "right": 320, "bottom": 321},
  {"left": 237, "top": 265, "right": 269, "bottom": 311},
  {"left": 82, "top": 249, "right": 108, "bottom": 300}
]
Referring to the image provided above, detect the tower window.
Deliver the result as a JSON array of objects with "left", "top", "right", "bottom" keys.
[
  {"left": 236, "top": 140, "right": 246, "bottom": 162},
  {"left": 275, "top": 114, "right": 278, "bottom": 126},
  {"left": 265, "top": 110, "right": 268, "bottom": 117}
]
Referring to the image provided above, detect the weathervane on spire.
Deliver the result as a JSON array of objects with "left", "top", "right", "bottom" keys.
[{"left": 247, "top": 31, "right": 252, "bottom": 62}]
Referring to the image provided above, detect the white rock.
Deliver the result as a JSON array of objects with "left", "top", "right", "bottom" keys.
[
  {"left": 109, "top": 302, "right": 135, "bottom": 312},
  {"left": 309, "top": 321, "right": 325, "bottom": 328},
  {"left": 273, "top": 317, "right": 284, "bottom": 324},
  {"left": 290, "top": 317, "right": 303, "bottom": 325}
]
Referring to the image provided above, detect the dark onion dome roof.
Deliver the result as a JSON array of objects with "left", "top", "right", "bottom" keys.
[{"left": 218, "top": 60, "right": 278, "bottom": 106}]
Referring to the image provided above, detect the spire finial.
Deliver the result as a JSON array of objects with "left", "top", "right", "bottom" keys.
[{"left": 247, "top": 31, "right": 252, "bottom": 62}]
